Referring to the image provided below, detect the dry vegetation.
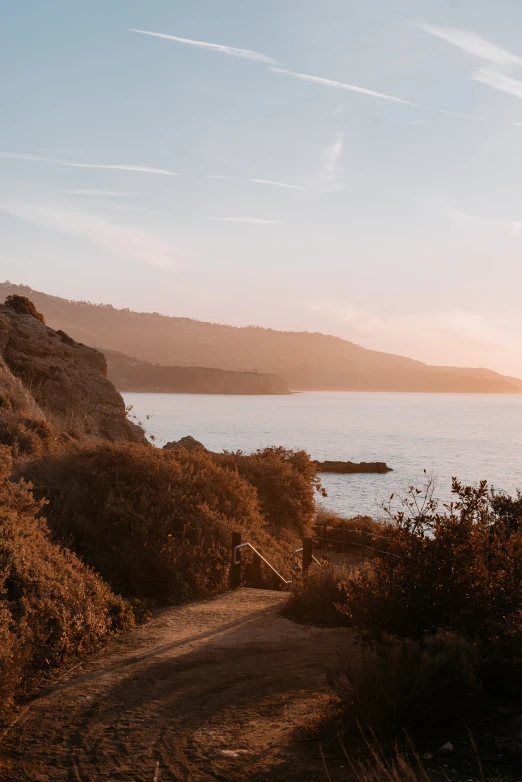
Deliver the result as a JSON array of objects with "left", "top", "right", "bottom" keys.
[
  {"left": 0, "top": 398, "right": 320, "bottom": 723},
  {"left": 28, "top": 443, "right": 311, "bottom": 602},
  {"left": 0, "top": 446, "right": 132, "bottom": 722},
  {"left": 0, "top": 412, "right": 57, "bottom": 459},
  {"left": 1, "top": 295, "right": 521, "bottom": 776},
  {"left": 287, "top": 478, "right": 522, "bottom": 751},
  {"left": 218, "top": 446, "right": 323, "bottom": 540},
  {"left": 3, "top": 294, "right": 45, "bottom": 324}
]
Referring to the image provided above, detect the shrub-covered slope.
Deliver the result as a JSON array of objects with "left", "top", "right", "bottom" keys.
[{"left": 0, "top": 447, "right": 133, "bottom": 722}]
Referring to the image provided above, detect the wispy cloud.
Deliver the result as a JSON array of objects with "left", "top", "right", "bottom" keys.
[
  {"left": 303, "top": 133, "right": 346, "bottom": 194},
  {"left": 270, "top": 67, "right": 416, "bottom": 105},
  {"left": 325, "top": 133, "right": 343, "bottom": 181},
  {"left": 95, "top": 203, "right": 172, "bottom": 216},
  {"left": 250, "top": 178, "right": 306, "bottom": 191},
  {"left": 0, "top": 201, "right": 176, "bottom": 268},
  {"left": 55, "top": 189, "right": 146, "bottom": 197},
  {"left": 130, "top": 29, "right": 279, "bottom": 65},
  {"left": 448, "top": 208, "right": 522, "bottom": 238},
  {"left": 0, "top": 152, "right": 178, "bottom": 176},
  {"left": 471, "top": 68, "right": 522, "bottom": 100},
  {"left": 439, "top": 109, "right": 491, "bottom": 122},
  {"left": 417, "top": 22, "right": 522, "bottom": 67},
  {"left": 208, "top": 217, "right": 282, "bottom": 224}
]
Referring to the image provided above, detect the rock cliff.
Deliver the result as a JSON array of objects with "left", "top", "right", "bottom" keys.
[
  {"left": 163, "top": 436, "right": 207, "bottom": 452},
  {"left": 103, "top": 349, "right": 290, "bottom": 395},
  {"left": 0, "top": 303, "right": 145, "bottom": 443}
]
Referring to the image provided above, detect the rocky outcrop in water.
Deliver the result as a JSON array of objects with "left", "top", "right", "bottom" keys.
[
  {"left": 0, "top": 303, "right": 145, "bottom": 443},
  {"left": 163, "top": 436, "right": 208, "bottom": 453},
  {"left": 314, "top": 460, "right": 392, "bottom": 474}
]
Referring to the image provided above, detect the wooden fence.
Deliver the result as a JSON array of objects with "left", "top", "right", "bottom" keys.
[{"left": 229, "top": 524, "right": 392, "bottom": 590}]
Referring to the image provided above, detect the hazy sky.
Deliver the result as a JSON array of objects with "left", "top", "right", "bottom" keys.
[{"left": 2, "top": 1, "right": 522, "bottom": 375}]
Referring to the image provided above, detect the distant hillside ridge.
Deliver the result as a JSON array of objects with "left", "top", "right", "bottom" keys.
[
  {"left": 2, "top": 282, "right": 521, "bottom": 394},
  {"left": 104, "top": 349, "right": 289, "bottom": 395}
]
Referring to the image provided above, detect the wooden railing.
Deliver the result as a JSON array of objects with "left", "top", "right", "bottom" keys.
[{"left": 311, "top": 524, "right": 390, "bottom": 557}]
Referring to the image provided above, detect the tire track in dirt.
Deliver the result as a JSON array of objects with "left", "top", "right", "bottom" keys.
[{"left": 0, "top": 589, "right": 352, "bottom": 781}]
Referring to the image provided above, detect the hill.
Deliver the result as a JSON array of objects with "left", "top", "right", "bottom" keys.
[
  {"left": 2, "top": 282, "right": 521, "bottom": 393},
  {"left": 104, "top": 349, "right": 289, "bottom": 395}
]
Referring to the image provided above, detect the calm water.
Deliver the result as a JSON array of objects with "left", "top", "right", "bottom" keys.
[{"left": 124, "top": 392, "right": 522, "bottom": 518}]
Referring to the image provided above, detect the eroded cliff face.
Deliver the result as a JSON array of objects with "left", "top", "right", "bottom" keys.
[{"left": 0, "top": 307, "right": 145, "bottom": 443}]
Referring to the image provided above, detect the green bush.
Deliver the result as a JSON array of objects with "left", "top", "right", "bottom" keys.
[
  {"left": 218, "top": 446, "right": 324, "bottom": 541},
  {"left": 0, "top": 446, "right": 132, "bottom": 722},
  {"left": 3, "top": 294, "right": 45, "bottom": 324},
  {"left": 31, "top": 443, "right": 291, "bottom": 602}
]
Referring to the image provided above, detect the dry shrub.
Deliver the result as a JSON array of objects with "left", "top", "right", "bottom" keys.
[
  {"left": 322, "top": 479, "right": 522, "bottom": 738},
  {"left": 0, "top": 411, "right": 56, "bottom": 458},
  {"left": 345, "top": 751, "right": 429, "bottom": 782},
  {"left": 339, "top": 480, "right": 522, "bottom": 647},
  {"left": 3, "top": 294, "right": 45, "bottom": 323},
  {"left": 316, "top": 506, "right": 389, "bottom": 537},
  {"left": 285, "top": 564, "right": 351, "bottom": 625},
  {"left": 31, "top": 443, "right": 291, "bottom": 602},
  {"left": 336, "top": 742, "right": 437, "bottom": 782},
  {"left": 218, "top": 446, "right": 324, "bottom": 541},
  {"left": 0, "top": 446, "right": 132, "bottom": 722},
  {"left": 331, "top": 632, "right": 479, "bottom": 743},
  {"left": 0, "top": 393, "right": 12, "bottom": 411}
]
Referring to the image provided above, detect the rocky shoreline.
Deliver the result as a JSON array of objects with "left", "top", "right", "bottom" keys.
[{"left": 162, "top": 439, "right": 392, "bottom": 474}]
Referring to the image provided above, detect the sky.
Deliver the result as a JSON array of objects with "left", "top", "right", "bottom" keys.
[{"left": 2, "top": 0, "right": 522, "bottom": 376}]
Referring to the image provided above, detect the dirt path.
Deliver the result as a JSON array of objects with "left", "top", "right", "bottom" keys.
[{"left": 0, "top": 589, "right": 352, "bottom": 781}]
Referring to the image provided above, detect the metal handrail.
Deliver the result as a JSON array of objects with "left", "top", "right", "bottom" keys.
[
  {"left": 233, "top": 543, "right": 292, "bottom": 585},
  {"left": 293, "top": 547, "right": 322, "bottom": 567}
]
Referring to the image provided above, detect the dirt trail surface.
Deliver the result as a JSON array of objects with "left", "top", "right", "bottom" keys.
[{"left": 1, "top": 589, "right": 352, "bottom": 781}]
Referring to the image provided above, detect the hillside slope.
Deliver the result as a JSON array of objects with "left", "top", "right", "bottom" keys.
[
  {"left": 104, "top": 349, "right": 289, "bottom": 395},
  {"left": 2, "top": 283, "right": 521, "bottom": 393}
]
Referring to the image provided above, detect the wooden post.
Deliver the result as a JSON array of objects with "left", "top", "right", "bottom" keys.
[
  {"left": 342, "top": 529, "right": 348, "bottom": 554},
  {"left": 303, "top": 537, "right": 313, "bottom": 572},
  {"left": 323, "top": 524, "right": 327, "bottom": 552},
  {"left": 229, "top": 531, "right": 242, "bottom": 590},
  {"left": 252, "top": 551, "right": 262, "bottom": 588}
]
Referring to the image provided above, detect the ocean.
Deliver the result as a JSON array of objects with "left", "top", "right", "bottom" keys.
[{"left": 123, "top": 391, "right": 522, "bottom": 518}]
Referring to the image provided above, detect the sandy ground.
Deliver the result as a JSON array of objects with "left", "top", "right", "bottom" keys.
[{"left": 0, "top": 589, "right": 352, "bottom": 781}]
